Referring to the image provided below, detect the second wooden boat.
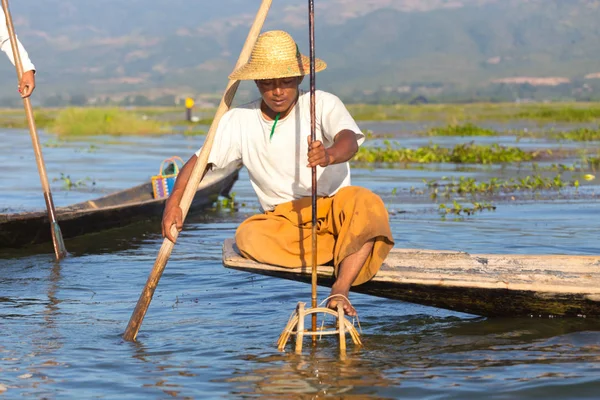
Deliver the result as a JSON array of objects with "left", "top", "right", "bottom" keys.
[
  {"left": 0, "top": 162, "right": 241, "bottom": 250},
  {"left": 222, "top": 238, "right": 600, "bottom": 318}
]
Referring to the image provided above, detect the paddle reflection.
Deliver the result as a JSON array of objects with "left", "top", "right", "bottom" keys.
[
  {"left": 0, "top": 258, "right": 64, "bottom": 393},
  {"left": 129, "top": 340, "right": 197, "bottom": 399}
]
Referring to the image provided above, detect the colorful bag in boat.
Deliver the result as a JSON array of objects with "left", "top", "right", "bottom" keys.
[{"left": 151, "top": 156, "right": 184, "bottom": 199}]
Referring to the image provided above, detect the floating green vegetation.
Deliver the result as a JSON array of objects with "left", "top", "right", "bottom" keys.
[
  {"left": 515, "top": 106, "right": 600, "bottom": 123},
  {"left": 425, "top": 174, "right": 577, "bottom": 199},
  {"left": 216, "top": 192, "right": 237, "bottom": 211},
  {"left": 439, "top": 200, "right": 497, "bottom": 216},
  {"left": 49, "top": 108, "right": 168, "bottom": 136},
  {"left": 584, "top": 156, "right": 600, "bottom": 170},
  {"left": 44, "top": 139, "right": 65, "bottom": 148},
  {"left": 551, "top": 127, "right": 600, "bottom": 141},
  {"left": 353, "top": 142, "right": 541, "bottom": 164},
  {"left": 531, "top": 162, "right": 577, "bottom": 172},
  {"left": 427, "top": 123, "right": 497, "bottom": 137},
  {"left": 52, "top": 173, "right": 95, "bottom": 190},
  {"left": 183, "top": 127, "right": 207, "bottom": 136},
  {"left": 75, "top": 144, "right": 99, "bottom": 153}
]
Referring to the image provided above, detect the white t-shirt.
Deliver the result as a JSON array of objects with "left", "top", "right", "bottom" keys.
[
  {"left": 197, "top": 90, "right": 364, "bottom": 212},
  {"left": 0, "top": 8, "right": 35, "bottom": 72}
]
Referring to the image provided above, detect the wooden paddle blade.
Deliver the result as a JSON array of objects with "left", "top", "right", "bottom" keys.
[
  {"left": 51, "top": 222, "right": 67, "bottom": 260},
  {"left": 123, "top": 236, "right": 175, "bottom": 341}
]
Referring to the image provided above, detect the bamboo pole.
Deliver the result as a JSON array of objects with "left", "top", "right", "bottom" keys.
[
  {"left": 1, "top": 0, "right": 67, "bottom": 260},
  {"left": 123, "top": 0, "right": 273, "bottom": 342},
  {"left": 337, "top": 304, "right": 346, "bottom": 354},
  {"left": 295, "top": 303, "right": 305, "bottom": 354},
  {"left": 308, "top": 0, "right": 318, "bottom": 343}
]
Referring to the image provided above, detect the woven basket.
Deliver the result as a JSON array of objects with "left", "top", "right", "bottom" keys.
[{"left": 151, "top": 156, "right": 184, "bottom": 199}]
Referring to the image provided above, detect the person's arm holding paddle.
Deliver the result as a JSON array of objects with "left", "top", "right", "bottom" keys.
[
  {"left": 161, "top": 156, "right": 210, "bottom": 243},
  {"left": 162, "top": 112, "right": 241, "bottom": 243},
  {"left": 0, "top": 7, "right": 35, "bottom": 97}
]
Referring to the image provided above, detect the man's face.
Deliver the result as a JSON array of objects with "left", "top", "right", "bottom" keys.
[{"left": 255, "top": 77, "right": 302, "bottom": 115}]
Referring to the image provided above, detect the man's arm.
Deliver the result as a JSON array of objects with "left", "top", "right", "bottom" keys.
[
  {"left": 1, "top": 8, "right": 36, "bottom": 97},
  {"left": 161, "top": 154, "right": 210, "bottom": 243},
  {"left": 307, "top": 129, "right": 359, "bottom": 168}
]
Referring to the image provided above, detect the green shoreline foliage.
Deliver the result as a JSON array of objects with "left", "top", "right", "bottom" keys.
[
  {"left": 2, "top": 102, "right": 600, "bottom": 135},
  {"left": 345, "top": 102, "right": 600, "bottom": 123},
  {"left": 49, "top": 108, "right": 167, "bottom": 136}
]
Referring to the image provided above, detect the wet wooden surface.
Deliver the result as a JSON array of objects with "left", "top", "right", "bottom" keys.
[{"left": 223, "top": 238, "right": 600, "bottom": 317}]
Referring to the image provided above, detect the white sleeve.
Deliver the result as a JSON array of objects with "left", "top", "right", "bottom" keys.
[
  {"left": 319, "top": 91, "right": 364, "bottom": 146},
  {"left": 195, "top": 110, "right": 242, "bottom": 170},
  {"left": 0, "top": 9, "right": 36, "bottom": 72}
]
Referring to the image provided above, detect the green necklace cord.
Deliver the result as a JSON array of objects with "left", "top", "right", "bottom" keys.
[{"left": 269, "top": 112, "right": 281, "bottom": 141}]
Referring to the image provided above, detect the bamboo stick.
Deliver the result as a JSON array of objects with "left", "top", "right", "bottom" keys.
[
  {"left": 295, "top": 303, "right": 305, "bottom": 354},
  {"left": 338, "top": 304, "right": 346, "bottom": 353},
  {"left": 308, "top": 0, "right": 318, "bottom": 344},
  {"left": 123, "top": 0, "right": 273, "bottom": 342},
  {"left": 1, "top": 0, "right": 67, "bottom": 260}
]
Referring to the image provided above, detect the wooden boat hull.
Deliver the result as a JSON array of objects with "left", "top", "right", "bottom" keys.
[
  {"left": 0, "top": 162, "right": 240, "bottom": 249},
  {"left": 222, "top": 238, "right": 600, "bottom": 318}
]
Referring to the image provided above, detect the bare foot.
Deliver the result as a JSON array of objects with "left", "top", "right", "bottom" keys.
[{"left": 326, "top": 290, "right": 357, "bottom": 317}]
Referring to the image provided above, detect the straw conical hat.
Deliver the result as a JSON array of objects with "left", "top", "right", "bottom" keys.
[{"left": 229, "top": 30, "right": 327, "bottom": 80}]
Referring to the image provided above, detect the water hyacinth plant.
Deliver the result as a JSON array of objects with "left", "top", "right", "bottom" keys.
[
  {"left": 353, "top": 141, "right": 542, "bottom": 164},
  {"left": 438, "top": 200, "right": 497, "bottom": 216},
  {"left": 551, "top": 127, "right": 600, "bottom": 141},
  {"left": 425, "top": 174, "right": 576, "bottom": 199},
  {"left": 426, "top": 123, "right": 497, "bottom": 137}
]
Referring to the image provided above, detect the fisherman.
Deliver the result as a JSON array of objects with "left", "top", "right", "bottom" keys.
[
  {"left": 161, "top": 30, "right": 394, "bottom": 316},
  {"left": 0, "top": 6, "right": 35, "bottom": 97}
]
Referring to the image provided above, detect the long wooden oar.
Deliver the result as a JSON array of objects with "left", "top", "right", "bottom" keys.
[
  {"left": 123, "top": 0, "right": 273, "bottom": 342},
  {"left": 1, "top": 0, "right": 67, "bottom": 260},
  {"left": 308, "top": 0, "right": 318, "bottom": 339}
]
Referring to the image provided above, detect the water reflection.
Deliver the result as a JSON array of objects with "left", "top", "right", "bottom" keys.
[
  {"left": 129, "top": 340, "right": 193, "bottom": 399},
  {"left": 222, "top": 315, "right": 600, "bottom": 398},
  {"left": 0, "top": 258, "right": 64, "bottom": 394},
  {"left": 226, "top": 348, "right": 396, "bottom": 398}
]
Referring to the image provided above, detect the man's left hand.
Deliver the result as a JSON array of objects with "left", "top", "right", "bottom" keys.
[
  {"left": 307, "top": 136, "right": 334, "bottom": 168},
  {"left": 19, "top": 70, "right": 36, "bottom": 98}
]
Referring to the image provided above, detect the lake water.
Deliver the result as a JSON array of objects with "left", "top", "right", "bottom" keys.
[{"left": 1, "top": 123, "right": 600, "bottom": 399}]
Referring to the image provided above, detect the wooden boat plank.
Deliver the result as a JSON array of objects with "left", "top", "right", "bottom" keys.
[{"left": 222, "top": 238, "right": 600, "bottom": 317}]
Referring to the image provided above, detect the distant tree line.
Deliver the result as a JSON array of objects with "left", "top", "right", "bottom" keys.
[
  {"left": 2, "top": 81, "right": 600, "bottom": 108},
  {"left": 343, "top": 80, "right": 600, "bottom": 104}
]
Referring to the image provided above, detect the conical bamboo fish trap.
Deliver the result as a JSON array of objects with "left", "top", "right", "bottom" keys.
[{"left": 277, "top": 297, "right": 362, "bottom": 355}]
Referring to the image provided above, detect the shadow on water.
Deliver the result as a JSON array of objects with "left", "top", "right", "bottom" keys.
[
  {"left": 0, "top": 223, "right": 154, "bottom": 260},
  {"left": 0, "top": 208, "right": 241, "bottom": 260}
]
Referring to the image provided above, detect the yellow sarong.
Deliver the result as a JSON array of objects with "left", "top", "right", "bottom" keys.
[{"left": 235, "top": 186, "right": 394, "bottom": 286}]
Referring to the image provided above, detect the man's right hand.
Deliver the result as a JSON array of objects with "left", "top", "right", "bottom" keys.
[
  {"left": 19, "top": 70, "right": 36, "bottom": 98},
  {"left": 162, "top": 204, "right": 183, "bottom": 243}
]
